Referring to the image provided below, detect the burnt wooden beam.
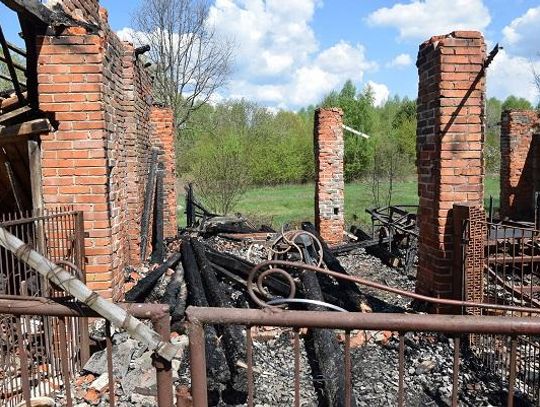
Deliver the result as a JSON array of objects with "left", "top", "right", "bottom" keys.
[
  {"left": 192, "top": 239, "right": 247, "bottom": 398},
  {"left": 161, "top": 261, "right": 187, "bottom": 334},
  {"left": 140, "top": 148, "right": 159, "bottom": 261},
  {"left": 181, "top": 239, "right": 230, "bottom": 397},
  {"left": 0, "top": 26, "right": 23, "bottom": 102},
  {"left": 0, "top": 105, "right": 32, "bottom": 125},
  {"left": 0, "top": 0, "right": 55, "bottom": 24},
  {"left": 0, "top": 148, "right": 30, "bottom": 211},
  {"left": 0, "top": 118, "right": 52, "bottom": 138},
  {"left": 302, "top": 222, "right": 364, "bottom": 311},
  {"left": 150, "top": 163, "right": 166, "bottom": 264},
  {"left": 301, "top": 271, "right": 356, "bottom": 407},
  {"left": 124, "top": 253, "right": 181, "bottom": 303}
]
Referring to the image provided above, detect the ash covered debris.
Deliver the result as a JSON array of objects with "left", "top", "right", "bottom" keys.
[{"left": 64, "top": 212, "right": 535, "bottom": 407}]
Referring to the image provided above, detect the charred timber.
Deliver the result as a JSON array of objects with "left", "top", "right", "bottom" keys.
[
  {"left": 192, "top": 239, "right": 247, "bottom": 398},
  {"left": 125, "top": 253, "right": 181, "bottom": 303},
  {"left": 301, "top": 270, "right": 356, "bottom": 407},
  {"left": 181, "top": 239, "right": 231, "bottom": 397},
  {"left": 161, "top": 262, "right": 188, "bottom": 334},
  {"left": 302, "top": 222, "right": 364, "bottom": 311}
]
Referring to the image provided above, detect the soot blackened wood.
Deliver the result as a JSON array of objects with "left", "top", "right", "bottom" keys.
[
  {"left": 181, "top": 239, "right": 231, "bottom": 392},
  {"left": 302, "top": 222, "right": 364, "bottom": 311},
  {"left": 301, "top": 271, "right": 356, "bottom": 407},
  {"left": 140, "top": 148, "right": 159, "bottom": 261},
  {"left": 125, "top": 253, "right": 181, "bottom": 303},
  {"left": 161, "top": 262, "right": 188, "bottom": 333},
  {"left": 204, "top": 246, "right": 291, "bottom": 297},
  {"left": 191, "top": 239, "right": 247, "bottom": 396},
  {"left": 150, "top": 163, "right": 166, "bottom": 264},
  {"left": 351, "top": 226, "right": 397, "bottom": 266}
]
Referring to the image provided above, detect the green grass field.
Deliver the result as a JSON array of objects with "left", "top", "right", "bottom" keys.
[{"left": 178, "top": 177, "right": 500, "bottom": 228}]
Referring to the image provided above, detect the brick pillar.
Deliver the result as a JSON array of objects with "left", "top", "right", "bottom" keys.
[
  {"left": 151, "top": 105, "right": 177, "bottom": 239},
  {"left": 416, "top": 31, "right": 486, "bottom": 308},
  {"left": 36, "top": 27, "right": 115, "bottom": 298},
  {"left": 500, "top": 110, "right": 540, "bottom": 220},
  {"left": 314, "top": 108, "right": 344, "bottom": 245}
]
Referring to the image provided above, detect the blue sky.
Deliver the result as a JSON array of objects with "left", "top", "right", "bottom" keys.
[{"left": 2, "top": 0, "right": 540, "bottom": 109}]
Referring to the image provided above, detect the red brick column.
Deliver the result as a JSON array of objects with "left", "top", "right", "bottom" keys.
[
  {"left": 314, "top": 108, "right": 344, "bottom": 245},
  {"left": 151, "top": 106, "right": 177, "bottom": 239},
  {"left": 500, "top": 110, "right": 540, "bottom": 220},
  {"left": 416, "top": 31, "right": 486, "bottom": 307},
  {"left": 36, "top": 27, "right": 115, "bottom": 298}
]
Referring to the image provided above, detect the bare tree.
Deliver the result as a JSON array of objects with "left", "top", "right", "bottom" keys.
[{"left": 133, "top": 0, "right": 233, "bottom": 126}]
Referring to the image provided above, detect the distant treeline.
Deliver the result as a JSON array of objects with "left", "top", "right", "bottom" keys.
[{"left": 177, "top": 78, "right": 535, "bottom": 212}]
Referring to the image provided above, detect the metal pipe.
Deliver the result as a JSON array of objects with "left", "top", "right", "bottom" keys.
[
  {"left": 152, "top": 312, "right": 174, "bottom": 407},
  {"left": 188, "top": 321, "right": 208, "bottom": 407},
  {"left": 187, "top": 306, "right": 540, "bottom": 335},
  {"left": 248, "top": 260, "right": 540, "bottom": 315},
  {"left": 0, "top": 299, "right": 169, "bottom": 319}
]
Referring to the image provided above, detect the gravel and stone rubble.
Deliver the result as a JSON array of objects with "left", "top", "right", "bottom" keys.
[{"left": 66, "top": 232, "right": 537, "bottom": 406}]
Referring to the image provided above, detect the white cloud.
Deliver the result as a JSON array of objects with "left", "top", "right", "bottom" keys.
[
  {"left": 117, "top": 27, "right": 136, "bottom": 43},
  {"left": 208, "top": 0, "right": 378, "bottom": 108},
  {"left": 367, "top": 0, "right": 491, "bottom": 41},
  {"left": 387, "top": 53, "right": 412, "bottom": 68},
  {"left": 502, "top": 7, "right": 540, "bottom": 58},
  {"left": 366, "top": 81, "right": 390, "bottom": 107},
  {"left": 487, "top": 49, "right": 540, "bottom": 104}
]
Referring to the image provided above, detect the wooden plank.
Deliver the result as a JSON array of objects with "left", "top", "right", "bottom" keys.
[
  {"left": 0, "top": 92, "right": 27, "bottom": 111},
  {"left": 0, "top": 26, "right": 23, "bottom": 101},
  {"left": 0, "top": 105, "right": 32, "bottom": 125},
  {"left": 27, "top": 140, "right": 42, "bottom": 209},
  {"left": 0, "top": 0, "right": 55, "bottom": 24},
  {"left": 0, "top": 118, "right": 52, "bottom": 138}
]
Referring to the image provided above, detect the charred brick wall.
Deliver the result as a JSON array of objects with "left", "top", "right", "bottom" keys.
[
  {"left": 314, "top": 108, "right": 345, "bottom": 245},
  {"left": 500, "top": 110, "right": 540, "bottom": 220},
  {"left": 36, "top": 1, "right": 176, "bottom": 299},
  {"left": 415, "top": 31, "right": 486, "bottom": 307}
]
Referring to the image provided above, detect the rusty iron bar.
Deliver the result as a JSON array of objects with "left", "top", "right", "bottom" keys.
[
  {"left": 105, "top": 321, "right": 115, "bottom": 407},
  {"left": 508, "top": 337, "right": 518, "bottom": 407},
  {"left": 15, "top": 316, "right": 31, "bottom": 407},
  {"left": 293, "top": 328, "right": 300, "bottom": 407},
  {"left": 344, "top": 330, "right": 352, "bottom": 407},
  {"left": 188, "top": 320, "right": 207, "bottom": 407},
  {"left": 398, "top": 334, "right": 405, "bottom": 407},
  {"left": 152, "top": 311, "right": 174, "bottom": 407},
  {"left": 246, "top": 326, "right": 254, "bottom": 407},
  {"left": 452, "top": 336, "right": 460, "bottom": 405},
  {"left": 247, "top": 260, "right": 540, "bottom": 315},
  {"left": 0, "top": 300, "right": 173, "bottom": 406},
  {"left": 186, "top": 306, "right": 540, "bottom": 336}
]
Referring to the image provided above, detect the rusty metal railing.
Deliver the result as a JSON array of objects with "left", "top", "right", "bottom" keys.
[
  {"left": 186, "top": 306, "right": 540, "bottom": 407},
  {"left": 0, "top": 208, "right": 88, "bottom": 406},
  {"left": 0, "top": 299, "right": 174, "bottom": 407},
  {"left": 465, "top": 219, "right": 540, "bottom": 402}
]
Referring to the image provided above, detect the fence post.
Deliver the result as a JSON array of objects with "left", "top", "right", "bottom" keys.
[
  {"left": 153, "top": 308, "right": 174, "bottom": 407},
  {"left": 452, "top": 203, "right": 486, "bottom": 315}
]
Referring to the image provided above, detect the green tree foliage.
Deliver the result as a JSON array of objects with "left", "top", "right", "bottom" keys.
[
  {"left": 486, "top": 97, "right": 502, "bottom": 174},
  {"left": 179, "top": 71, "right": 531, "bottom": 213},
  {"left": 502, "top": 95, "right": 533, "bottom": 110},
  {"left": 321, "top": 80, "right": 376, "bottom": 181}
]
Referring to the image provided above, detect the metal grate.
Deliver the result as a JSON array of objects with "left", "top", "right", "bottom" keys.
[
  {"left": 0, "top": 208, "right": 89, "bottom": 406},
  {"left": 465, "top": 219, "right": 540, "bottom": 403}
]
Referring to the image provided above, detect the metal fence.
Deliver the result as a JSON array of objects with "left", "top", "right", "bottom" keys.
[
  {"left": 186, "top": 306, "right": 540, "bottom": 407},
  {"left": 465, "top": 219, "right": 540, "bottom": 403},
  {"left": 0, "top": 299, "right": 174, "bottom": 407},
  {"left": 0, "top": 208, "right": 88, "bottom": 406}
]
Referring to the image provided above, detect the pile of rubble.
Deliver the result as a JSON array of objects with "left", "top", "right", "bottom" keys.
[{"left": 66, "top": 214, "right": 535, "bottom": 406}]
